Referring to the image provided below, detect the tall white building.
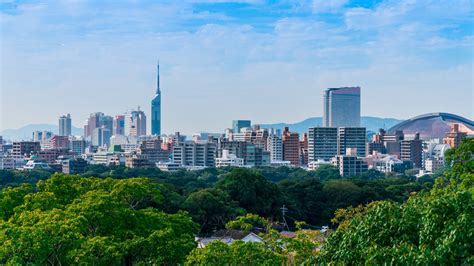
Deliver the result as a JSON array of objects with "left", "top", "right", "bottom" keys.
[
  {"left": 125, "top": 107, "right": 147, "bottom": 137},
  {"left": 267, "top": 134, "right": 283, "bottom": 162},
  {"left": 323, "top": 87, "right": 361, "bottom": 127},
  {"left": 59, "top": 114, "right": 72, "bottom": 136}
]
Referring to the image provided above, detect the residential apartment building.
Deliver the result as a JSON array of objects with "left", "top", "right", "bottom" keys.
[
  {"left": 267, "top": 134, "right": 283, "bottom": 162},
  {"left": 12, "top": 141, "right": 41, "bottom": 159},
  {"left": 173, "top": 141, "right": 216, "bottom": 167},
  {"left": 400, "top": 133, "right": 423, "bottom": 168},
  {"left": 332, "top": 149, "right": 368, "bottom": 177},
  {"left": 282, "top": 127, "right": 300, "bottom": 166},
  {"left": 443, "top": 124, "right": 467, "bottom": 148}
]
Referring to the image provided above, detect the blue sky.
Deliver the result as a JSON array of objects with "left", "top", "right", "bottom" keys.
[{"left": 1, "top": 0, "right": 472, "bottom": 134}]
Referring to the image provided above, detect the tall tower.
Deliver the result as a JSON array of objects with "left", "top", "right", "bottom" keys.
[
  {"left": 151, "top": 62, "right": 161, "bottom": 135},
  {"left": 323, "top": 87, "right": 361, "bottom": 127},
  {"left": 59, "top": 114, "right": 72, "bottom": 136}
]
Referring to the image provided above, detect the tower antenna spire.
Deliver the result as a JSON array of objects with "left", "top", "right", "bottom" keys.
[{"left": 156, "top": 60, "right": 160, "bottom": 94}]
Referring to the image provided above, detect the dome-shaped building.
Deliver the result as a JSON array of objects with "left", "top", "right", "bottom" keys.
[{"left": 388, "top": 113, "right": 473, "bottom": 140}]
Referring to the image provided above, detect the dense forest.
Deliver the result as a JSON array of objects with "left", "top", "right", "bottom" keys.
[{"left": 0, "top": 139, "right": 472, "bottom": 264}]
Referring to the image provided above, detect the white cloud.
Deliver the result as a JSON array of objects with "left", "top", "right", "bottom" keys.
[
  {"left": 1, "top": 0, "right": 472, "bottom": 132},
  {"left": 312, "top": 0, "right": 348, "bottom": 13}
]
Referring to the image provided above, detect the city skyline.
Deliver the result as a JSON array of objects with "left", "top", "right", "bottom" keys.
[{"left": 1, "top": 0, "right": 473, "bottom": 133}]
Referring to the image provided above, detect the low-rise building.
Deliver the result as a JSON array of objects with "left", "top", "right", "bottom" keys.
[
  {"left": 307, "top": 160, "right": 331, "bottom": 171},
  {"left": 21, "top": 157, "right": 52, "bottom": 171},
  {"left": 125, "top": 155, "right": 155, "bottom": 168},
  {"left": 0, "top": 157, "right": 15, "bottom": 170},
  {"left": 424, "top": 157, "right": 445, "bottom": 173},
  {"left": 157, "top": 162, "right": 182, "bottom": 172},
  {"left": 332, "top": 148, "right": 368, "bottom": 177},
  {"left": 62, "top": 158, "right": 88, "bottom": 174},
  {"left": 92, "top": 152, "right": 124, "bottom": 166},
  {"left": 216, "top": 150, "right": 244, "bottom": 167}
]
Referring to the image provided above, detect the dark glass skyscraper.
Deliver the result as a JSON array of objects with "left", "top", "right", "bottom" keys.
[{"left": 151, "top": 63, "right": 161, "bottom": 135}]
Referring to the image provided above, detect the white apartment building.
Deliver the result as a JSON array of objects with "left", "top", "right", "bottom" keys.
[{"left": 267, "top": 134, "right": 283, "bottom": 162}]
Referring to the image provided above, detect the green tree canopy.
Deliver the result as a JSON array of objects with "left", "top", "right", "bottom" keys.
[
  {"left": 184, "top": 188, "right": 245, "bottom": 233},
  {"left": 0, "top": 173, "right": 198, "bottom": 265},
  {"left": 319, "top": 138, "right": 474, "bottom": 264},
  {"left": 216, "top": 168, "right": 282, "bottom": 217}
]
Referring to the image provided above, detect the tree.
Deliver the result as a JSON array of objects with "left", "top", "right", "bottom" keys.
[
  {"left": 0, "top": 174, "right": 199, "bottom": 265},
  {"left": 0, "top": 183, "right": 32, "bottom": 220},
  {"left": 319, "top": 138, "right": 474, "bottom": 264},
  {"left": 314, "top": 164, "right": 341, "bottom": 181},
  {"left": 184, "top": 188, "right": 245, "bottom": 233},
  {"left": 216, "top": 168, "right": 282, "bottom": 217},
  {"left": 279, "top": 178, "right": 325, "bottom": 225}
]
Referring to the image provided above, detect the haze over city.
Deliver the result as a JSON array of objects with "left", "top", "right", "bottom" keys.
[{"left": 1, "top": 0, "right": 473, "bottom": 134}]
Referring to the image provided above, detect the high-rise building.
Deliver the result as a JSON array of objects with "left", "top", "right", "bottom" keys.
[
  {"left": 443, "top": 124, "right": 467, "bottom": 148},
  {"left": 267, "top": 134, "right": 283, "bottom": 162},
  {"left": 337, "top": 127, "right": 367, "bottom": 157},
  {"left": 125, "top": 107, "right": 147, "bottom": 137},
  {"left": 308, "top": 127, "right": 338, "bottom": 161},
  {"left": 300, "top": 133, "right": 309, "bottom": 166},
  {"left": 282, "top": 127, "right": 300, "bottom": 166},
  {"left": 151, "top": 62, "right": 161, "bottom": 136},
  {"left": 92, "top": 127, "right": 112, "bottom": 147},
  {"left": 84, "top": 112, "right": 113, "bottom": 138},
  {"left": 323, "top": 87, "right": 361, "bottom": 127},
  {"left": 400, "top": 133, "right": 423, "bottom": 168},
  {"left": 113, "top": 115, "right": 125, "bottom": 136},
  {"left": 59, "top": 114, "right": 72, "bottom": 136},
  {"left": 232, "top": 120, "right": 251, "bottom": 133}
]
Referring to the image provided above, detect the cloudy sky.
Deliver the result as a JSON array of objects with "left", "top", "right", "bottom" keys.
[{"left": 1, "top": 0, "right": 473, "bottom": 134}]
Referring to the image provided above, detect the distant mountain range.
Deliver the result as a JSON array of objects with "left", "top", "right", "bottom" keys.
[
  {"left": 259, "top": 116, "right": 404, "bottom": 135},
  {"left": 0, "top": 124, "right": 83, "bottom": 141},
  {"left": 0, "top": 116, "right": 404, "bottom": 141}
]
